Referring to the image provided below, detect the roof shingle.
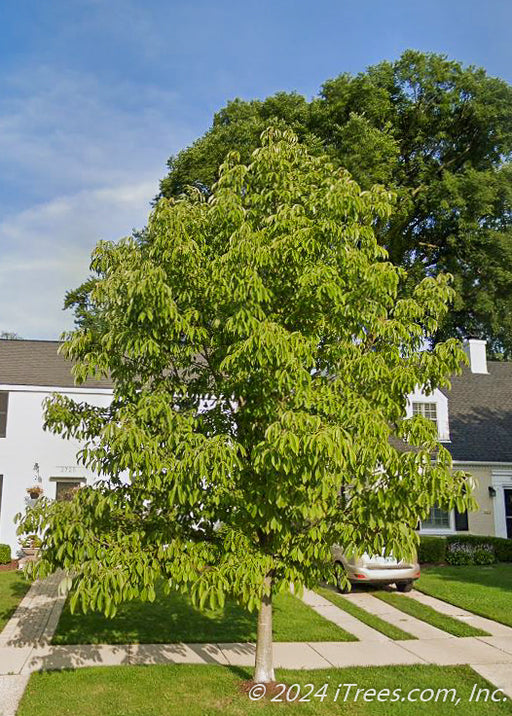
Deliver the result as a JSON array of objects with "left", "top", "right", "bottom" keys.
[
  {"left": 0, "top": 339, "right": 112, "bottom": 389},
  {"left": 442, "top": 362, "right": 512, "bottom": 463}
]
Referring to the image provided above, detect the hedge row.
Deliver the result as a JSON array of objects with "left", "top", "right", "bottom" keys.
[
  {"left": 418, "top": 534, "right": 512, "bottom": 565},
  {"left": 0, "top": 544, "right": 11, "bottom": 564}
]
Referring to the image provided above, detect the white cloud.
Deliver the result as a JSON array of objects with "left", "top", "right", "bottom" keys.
[
  {"left": 0, "top": 180, "right": 157, "bottom": 338},
  {"left": 0, "top": 63, "right": 201, "bottom": 339}
]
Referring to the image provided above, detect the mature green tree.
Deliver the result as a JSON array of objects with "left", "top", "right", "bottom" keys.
[
  {"left": 157, "top": 51, "right": 512, "bottom": 357},
  {"left": 20, "top": 130, "right": 473, "bottom": 682}
]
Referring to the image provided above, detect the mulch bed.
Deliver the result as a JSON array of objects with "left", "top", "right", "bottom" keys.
[
  {"left": 240, "top": 680, "right": 291, "bottom": 700},
  {"left": 0, "top": 560, "right": 19, "bottom": 572}
]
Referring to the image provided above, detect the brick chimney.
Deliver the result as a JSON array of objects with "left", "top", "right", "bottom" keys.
[{"left": 463, "top": 338, "right": 488, "bottom": 374}]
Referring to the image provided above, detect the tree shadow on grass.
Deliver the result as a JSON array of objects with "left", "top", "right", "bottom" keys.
[{"left": 53, "top": 589, "right": 258, "bottom": 645}]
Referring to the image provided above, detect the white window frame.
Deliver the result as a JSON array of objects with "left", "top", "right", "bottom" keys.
[
  {"left": 419, "top": 505, "right": 455, "bottom": 535},
  {"left": 412, "top": 401, "right": 438, "bottom": 430},
  {"left": 406, "top": 388, "right": 450, "bottom": 442}
]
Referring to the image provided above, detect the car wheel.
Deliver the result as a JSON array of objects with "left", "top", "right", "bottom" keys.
[
  {"left": 395, "top": 581, "right": 413, "bottom": 593},
  {"left": 334, "top": 561, "right": 351, "bottom": 593}
]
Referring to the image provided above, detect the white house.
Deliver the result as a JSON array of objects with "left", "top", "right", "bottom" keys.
[
  {"left": 0, "top": 339, "right": 112, "bottom": 554},
  {"left": 0, "top": 337, "right": 511, "bottom": 555}
]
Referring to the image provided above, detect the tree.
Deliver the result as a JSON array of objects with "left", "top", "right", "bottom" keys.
[
  {"left": 0, "top": 331, "right": 21, "bottom": 339},
  {"left": 20, "top": 129, "right": 473, "bottom": 683},
  {"left": 156, "top": 51, "right": 512, "bottom": 357}
]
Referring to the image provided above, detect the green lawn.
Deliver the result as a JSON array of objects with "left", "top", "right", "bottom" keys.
[
  {"left": 0, "top": 570, "right": 30, "bottom": 631},
  {"left": 375, "top": 591, "right": 489, "bottom": 637},
  {"left": 417, "top": 564, "right": 512, "bottom": 628},
  {"left": 53, "top": 588, "right": 355, "bottom": 644},
  {"left": 18, "top": 664, "right": 512, "bottom": 716},
  {"left": 317, "top": 586, "right": 415, "bottom": 640}
]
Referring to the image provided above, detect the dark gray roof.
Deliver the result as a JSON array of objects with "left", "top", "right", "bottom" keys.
[
  {"left": 0, "top": 339, "right": 113, "bottom": 389},
  {"left": 442, "top": 362, "right": 512, "bottom": 463}
]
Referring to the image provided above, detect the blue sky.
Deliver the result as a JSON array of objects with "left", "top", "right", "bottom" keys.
[{"left": 1, "top": 0, "right": 511, "bottom": 338}]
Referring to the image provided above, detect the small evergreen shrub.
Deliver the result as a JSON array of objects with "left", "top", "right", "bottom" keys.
[
  {"left": 0, "top": 544, "right": 11, "bottom": 564},
  {"left": 418, "top": 535, "right": 446, "bottom": 564},
  {"left": 491, "top": 537, "right": 512, "bottom": 562}
]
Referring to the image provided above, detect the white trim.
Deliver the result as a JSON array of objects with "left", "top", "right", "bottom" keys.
[
  {"left": 491, "top": 469, "right": 512, "bottom": 539},
  {"left": 0, "top": 384, "right": 112, "bottom": 396},
  {"left": 49, "top": 476, "right": 87, "bottom": 483},
  {"left": 454, "top": 461, "right": 512, "bottom": 467}
]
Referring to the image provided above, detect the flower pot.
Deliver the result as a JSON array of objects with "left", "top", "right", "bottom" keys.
[{"left": 22, "top": 547, "right": 39, "bottom": 557}]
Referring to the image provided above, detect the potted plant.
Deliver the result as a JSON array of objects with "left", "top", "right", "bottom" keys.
[
  {"left": 20, "top": 534, "right": 42, "bottom": 557},
  {"left": 26, "top": 485, "right": 43, "bottom": 499}
]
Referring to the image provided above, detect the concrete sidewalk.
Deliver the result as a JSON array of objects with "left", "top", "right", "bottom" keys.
[{"left": 1, "top": 576, "right": 512, "bottom": 714}]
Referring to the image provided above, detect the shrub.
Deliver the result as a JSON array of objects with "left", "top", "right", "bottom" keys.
[
  {"left": 418, "top": 533, "right": 512, "bottom": 567},
  {"left": 0, "top": 544, "right": 11, "bottom": 564},
  {"left": 490, "top": 537, "right": 512, "bottom": 563},
  {"left": 446, "top": 534, "right": 512, "bottom": 563},
  {"left": 446, "top": 540, "right": 496, "bottom": 566},
  {"left": 473, "top": 546, "right": 496, "bottom": 565},
  {"left": 418, "top": 535, "right": 446, "bottom": 564}
]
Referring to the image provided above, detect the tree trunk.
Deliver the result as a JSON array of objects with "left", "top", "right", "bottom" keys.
[{"left": 253, "top": 574, "right": 275, "bottom": 683}]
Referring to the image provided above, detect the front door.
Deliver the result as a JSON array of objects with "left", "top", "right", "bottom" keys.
[{"left": 505, "top": 489, "right": 512, "bottom": 539}]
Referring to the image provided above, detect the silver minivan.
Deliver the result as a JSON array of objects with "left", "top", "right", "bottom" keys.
[{"left": 332, "top": 545, "right": 421, "bottom": 593}]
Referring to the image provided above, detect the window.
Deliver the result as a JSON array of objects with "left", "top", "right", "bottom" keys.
[
  {"left": 50, "top": 476, "right": 86, "bottom": 500},
  {"left": 421, "top": 504, "right": 451, "bottom": 530},
  {"left": 55, "top": 480, "right": 82, "bottom": 502},
  {"left": 412, "top": 402, "right": 437, "bottom": 423},
  {"left": 0, "top": 393, "right": 8, "bottom": 438}
]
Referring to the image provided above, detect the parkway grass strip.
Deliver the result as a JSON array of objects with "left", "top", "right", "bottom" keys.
[
  {"left": 374, "top": 592, "right": 490, "bottom": 638},
  {"left": 316, "top": 587, "right": 416, "bottom": 641}
]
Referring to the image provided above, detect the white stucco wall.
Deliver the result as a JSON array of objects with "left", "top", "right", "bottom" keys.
[{"left": 0, "top": 384, "right": 112, "bottom": 555}]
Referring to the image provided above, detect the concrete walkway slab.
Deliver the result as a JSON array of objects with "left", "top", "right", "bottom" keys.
[
  {"left": 218, "top": 643, "right": 255, "bottom": 667},
  {"left": 23, "top": 644, "right": 131, "bottom": 674},
  {"left": 0, "top": 572, "right": 66, "bottom": 648},
  {"left": 477, "top": 636, "right": 512, "bottom": 657},
  {"left": 273, "top": 643, "right": 333, "bottom": 669},
  {"left": 342, "top": 592, "right": 452, "bottom": 639},
  {"left": 302, "top": 589, "right": 390, "bottom": 642},
  {"left": 0, "top": 674, "right": 30, "bottom": 716},
  {"left": 131, "top": 643, "right": 228, "bottom": 666},
  {"left": 0, "top": 646, "right": 32, "bottom": 676},
  {"left": 311, "top": 640, "right": 426, "bottom": 668},
  {"left": 398, "top": 637, "right": 512, "bottom": 666},
  {"left": 471, "top": 663, "right": 512, "bottom": 699},
  {"left": 407, "top": 591, "right": 512, "bottom": 637}
]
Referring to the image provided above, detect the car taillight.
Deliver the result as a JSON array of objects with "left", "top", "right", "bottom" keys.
[{"left": 353, "top": 573, "right": 367, "bottom": 579}]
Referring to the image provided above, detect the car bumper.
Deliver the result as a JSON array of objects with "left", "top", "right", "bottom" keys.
[{"left": 346, "top": 565, "right": 421, "bottom": 584}]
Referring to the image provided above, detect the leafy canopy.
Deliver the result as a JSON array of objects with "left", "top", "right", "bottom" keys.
[
  {"left": 20, "top": 129, "right": 473, "bottom": 618},
  {"left": 158, "top": 51, "right": 512, "bottom": 357}
]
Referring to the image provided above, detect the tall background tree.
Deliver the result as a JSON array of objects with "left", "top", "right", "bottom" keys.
[
  {"left": 157, "top": 50, "right": 512, "bottom": 357},
  {"left": 21, "top": 130, "right": 473, "bottom": 683}
]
